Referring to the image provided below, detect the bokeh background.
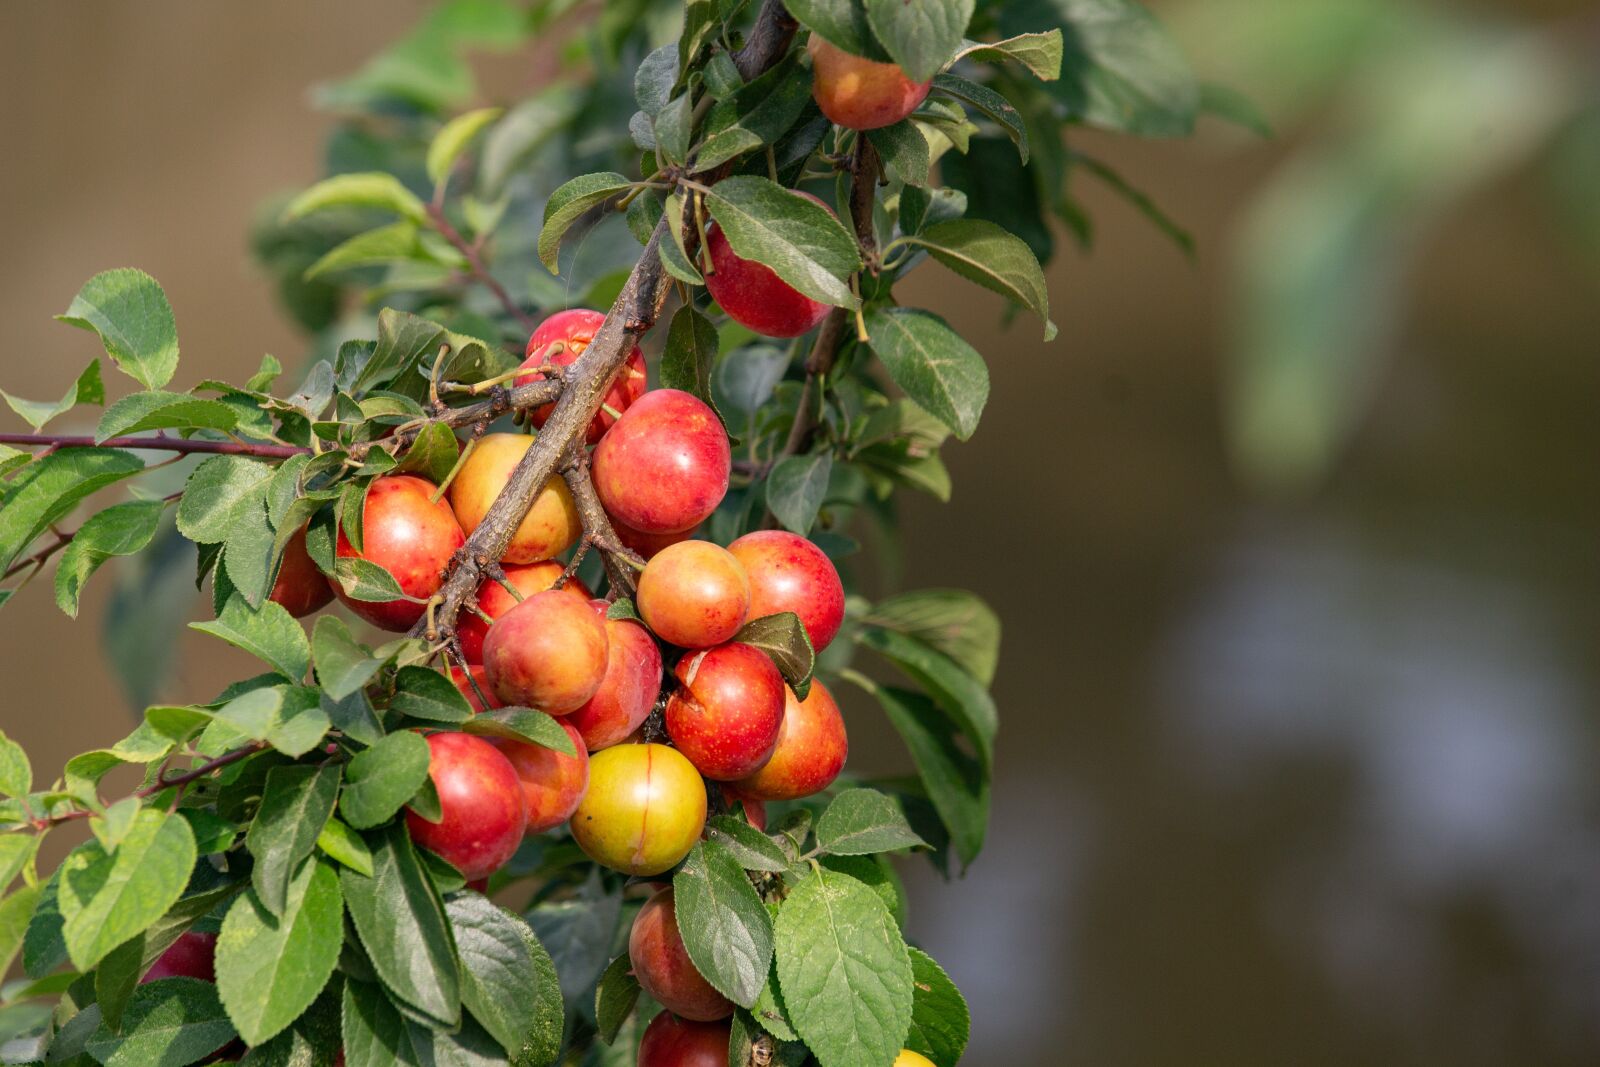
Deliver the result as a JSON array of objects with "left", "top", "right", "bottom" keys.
[{"left": 3, "top": 2, "right": 1598, "bottom": 1065}]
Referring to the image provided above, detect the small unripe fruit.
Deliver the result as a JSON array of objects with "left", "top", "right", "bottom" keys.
[
  {"left": 628, "top": 887, "right": 734, "bottom": 1021},
  {"left": 456, "top": 560, "right": 592, "bottom": 664},
  {"left": 518, "top": 308, "right": 649, "bottom": 443},
  {"left": 142, "top": 930, "right": 216, "bottom": 983},
  {"left": 569, "top": 744, "right": 706, "bottom": 876},
  {"left": 269, "top": 525, "right": 334, "bottom": 618},
  {"left": 405, "top": 732, "right": 527, "bottom": 881},
  {"left": 592, "top": 390, "right": 729, "bottom": 535},
  {"left": 733, "top": 680, "right": 847, "bottom": 800},
  {"left": 727, "top": 530, "right": 845, "bottom": 651},
  {"left": 448, "top": 433, "right": 581, "bottom": 564},
  {"left": 637, "top": 1011, "right": 730, "bottom": 1067},
  {"left": 637, "top": 540, "right": 750, "bottom": 649},
  {"left": 333, "top": 474, "right": 465, "bottom": 632},
  {"left": 705, "top": 190, "right": 834, "bottom": 338},
  {"left": 808, "top": 35, "right": 932, "bottom": 131},
  {"left": 498, "top": 717, "right": 589, "bottom": 833},
  {"left": 483, "top": 589, "right": 610, "bottom": 714},
  {"left": 666, "top": 643, "right": 786, "bottom": 780},
  {"left": 566, "top": 600, "right": 664, "bottom": 752}
]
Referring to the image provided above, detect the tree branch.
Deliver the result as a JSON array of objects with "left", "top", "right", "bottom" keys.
[
  {"left": 16, "top": 741, "right": 269, "bottom": 832},
  {"left": 426, "top": 202, "right": 540, "bottom": 333},
  {"left": 0, "top": 433, "right": 308, "bottom": 459},
  {"left": 561, "top": 448, "right": 644, "bottom": 599}
]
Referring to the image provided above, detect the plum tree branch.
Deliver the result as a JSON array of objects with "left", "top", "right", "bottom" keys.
[
  {"left": 426, "top": 202, "right": 540, "bottom": 332},
  {"left": 15, "top": 741, "right": 269, "bottom": 832},
  {"left": 0, "top": 432, "right": 308, "bottom": 459},
  {"left": 412, "top": 0, "right": 800, "bottom": 642}
]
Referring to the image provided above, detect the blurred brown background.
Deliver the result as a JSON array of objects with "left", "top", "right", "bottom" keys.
[{"left": 3, "top": 2, "right": 1599, "bottom": 1065}]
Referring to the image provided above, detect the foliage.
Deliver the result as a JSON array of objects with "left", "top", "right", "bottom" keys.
[{"left": 0, "top": 0, "right": 1202, "bottom": 1063}]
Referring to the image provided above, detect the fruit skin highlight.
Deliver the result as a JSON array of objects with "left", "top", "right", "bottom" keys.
[
  {"left": 404, "top": 732, "right": 528, "bottom": 882},
  {"left": 704, "top": 190, "right": 836, "bottom": 338},
  {"left": 518, "top": 308, "right": 648, "bottom": 443},
  {"left": 498, "top": 717, "right": 589, "bottom": 834},
  {"left": 628, "top": 886, "right": 735, "bottom": 1021},
  {"left": 565, "top": 600, "right": 664, "bottom": 752},
  {"left": 482, "top": 588, "right": 610, "bottom": 714},
  {"left": 666, "top": 643, "right": 786, "bottom": 781},
  {"left": 733, "top": 679, "right": 847, "bottom": 800},
  {"left": 332, "top": 474, "right": 465, "bottom": 632},
  {"left": 592, "top": 389, "right": 730, "bottom": 535},
  {"left": 728, "top": 529, "right": 846, "bottom": 651},
  {"left": 447, "top": 433, "right": 581, "bottom": 564},
  {"left": 636, "top": 539, "right": 750, "bottom": 649},
  {"left": 569, "top": 743, "right": 706, "bottom": 876},
  {"left": 807, "top": 35, "right": 933, "bottom": 131},
  {"left": 636, "top": 1013, "right": 731, "bottom": 1067}
]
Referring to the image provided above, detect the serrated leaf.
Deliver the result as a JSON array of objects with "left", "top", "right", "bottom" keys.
[
  {"left": 311, "top": 616, "right": 382, "bottom": 701},
  {"left": 0, "top": 885, "right": 40, "bottom": 980},
  {"left": 224, "top": 496, "right": 279, "bottom": 610},
  {"left": 339, "top": 824, "right": 460, "bottom": 1028},
  {"left": 447, "top": 895, "right": 539, "bottom": 1055},
  {"left": 94, "top": 929, "right": 146, "bottom": 1031},
  {"left": 283, "top": 172, "right": 427, "bottom": 224},
  {"left": 191, "top": 596, "right": 312, "bottom": 682},
  {"left": 904, "top": 947, "right": 969, "bottom": 1066},
  {"left": 339, "top": 731, "right": 432, "bottom": 830},
  {"left": 661, "top": 305, "right": 721, "bottom": 413},
  {"left": 865, "top": 308, "right": 988, "bottom": 441},
  {"left": 904, "top": 218, "right": 1054, "bottom": 338},
  {"left": 537, "top": 172, "right": 633, "bottom": 273},
  {"left": 593, "top": 954, "right": 639, "bottom": 1045},
  {"left": 330, "top": 557, "right": 410, "bottom": 604},
  {"left": 734, "top": 612, "right": 816, "bottom": 696},
  {"left": 216, "top": 859, "right": 344, "bottom": 1046},
  {"left": 815, "top": 789, "right": 926, "bottom": 855},
  {"left": 395, "top": 422, "right": 460, "bottom": 485},
  {"left": 84, "top": 977, "right": 237, "bottom": 1067},
  {"left": 341, "top": 978, "right": 504, "bottom": 1067},
  {"left": 765, "top": 452, "right": 832, "bottom": 535},
  {"left": 509, "top": 914, "right": 564, "bottom": 1067},
  {"left": 862, "top": 588, "right": 999, "bottom": 685},
  {"left": 0, "top": 447, "right": 144, "bottom": 575},
  {"left": 58, "top": 808, "right": 196, "bottom": 970},
  {"left": 460, "top": 708, "right": 578, "bottom": 755},
  {"left": 672, "top": 840, "right": 773, "bottom": 1008},
  {"left": 427, "top": 107, "right": 504, "bottom": 186},
  {"left": 391, "top": 665, "right": 473, "bottom": 723},
  {"left": 871, "top": 685, "right": 988, "bottom": 868},
  {"left": 634, "top": 44, "right": 680, "bottom": 118},
  {"left": 1, "top": 359, "right": 103, "bottom": 431},
  {"left": 247, "top": 765, "right": 341, "bottom": 917},
  {"left": 868, "top": 120, "right": 931, "bottom": 187},
  {"left": 931, "top": 72, "right": 1029, "bottom": 162},
  {"left": 94, "top": 390, "right": 239, "bottom": 443},
  {"left": 705, "top": 815, "right": 789, "bottom": 872},
  {"left": 951, "top": 30, "right": 1064, "bottom": 80},
  {"left": 56, "top": 269, "right": 179, "bottom": 391},
  {"left": 695, "top": 54, "right": 813, "bottom": 171},
  {"left": 316, "top": 816, "right": 374, "bottom": 876},
  {"left": 865, "top": 0, "right": 971, "bottom": 82},
  {"left": 774, "top": 865, "right": 913, "bottom": 1067},
  {"left": 704, "top": 176, "right": 861, "bottom": 308},
  {"left": 0, "top": 730, "right": 32, "bottom": 799},
  {"left": 176, "top": 455, "right": 275, "bottom": 544}
]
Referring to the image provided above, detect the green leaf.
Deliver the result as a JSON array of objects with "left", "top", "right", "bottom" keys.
[
  {"left": 695, "top": 54, "right": 813, "bottom": 172},
  {"left": 672, "top": 840, "right": 774, "bottom": 1008},
  {"left": 661, "top": 305, "right": 721, "bottom": 412},
  {"left": 820, "top": 853, "right": 907, "bottom": 930},
  {"left": 447, "top": 895, "right": 539, "bottom": 1056},
  {"left": 391, "top": 665, "right": 473, "bottom": 723},
  {"left": 1004, "top": 0, "right": 1196, "bottom": 136},
  {"left": 84, "top": 977, "right": 237, "bottom": 1067},
  {"left": 594, "top": 954, "right": 639, "bottom": 1045},
  {"left": 951, "top": 30, "right": 1064, "bottom": 80},
  {"left": 478, "top": 84, "right": 582, "bottom": 196},
  {"left": 339, "top": 731, "right": 432, "bottom": 830},
  {"left": 931, "top": 73, "right": 1029, "bottom": 162},
  {"left": 734, "top": 612, "right": 816, "bottom": 697},
  {"left": 661, "top": 192, "right": 706, "bottom": 285},
  {"left": 248, "top": 765, "right": 342, "bottom": 917},
  {"left": 509, "top": 915, "right": 564, "bottom": 1067},
  {"left": 857, "top": 625, "right": 995, "bottom": 767},
  {"left": 224, "top": 496, "right": 278, "bottom": 611},
  {"left": 0, "top": 447, "right": 144, "bottom": 575},
  {"left": 904, "top": 219, "right": 1055, "bottom": 338},
  {"left": 863, "top": 588, "right": 1000, "bottom": 685},
  {"left": 765, "top": 452, "right": 832, "bottom": 535},
  {"left": 537, "top": 172, "right": 633, "bottom": 274},
  {"left": 786, "top": 0, "right": 883, "bottom": 59},
  {"left": 56, "top": 269, "right": 179, "bottom": 391},
  {"left": 94, "top": 391, "right": 239, "bottom": 443},
  {"left": 866, "top": 308, "right": 988, "bottom": 441},
  {"left": 191, "top": 597, "right": 312, "bottom": 682},
  {"left": 0, "top": 833, "right": 38, "bottom": 891},
  {"left": 1069, "top": 149, "right": 1194, "bottom": 257},
  {"left": 394, "top": 422, "right": 459, "bottom": 486},
  {"left": 1, "top": 359, "right": 103, "bottom": 431},
  {"left": 705, "top": 815, "right": 789, "bottom": 873},
  {"left": 216, "top": 859, "right": 344, "bottom": 1046},
  {"left": 1198, "top": 82, "right": 1272, "bottom": 138},
  {"left": 774, "top": 865, "right": 913, "bottom": 1067},
  {"left": 340, "top": 824, "right": 460, "bottom": 1028},
  {"left": 311, "top": 616, "right": 382, "bottom": 701},
  {"left": 654, "top": 93, "right": 693, "bottom": 166},
  {"left": 0, "top": 885, "right": 40, "bottom": 980},
  {"left": 704, "top": 176, "right": 861, "bottom": 308},
  {"left": 317, "top": 816, "right": 374, "bottom": 876},
  {"left": 872, "top": 685, "right": 988, "bottom": 868},
  {"left": 21, "top": 868, "right": 67, "bottom": 978},
  {"left": 427, "top": 107, "right": 504, "bottom": 186},
  {"left": 864, "top": 0, "right": 971, "bottom": 82},
  {"left": 304, "top": 222, "right": 428, "bottom": 281},
  {"left": 95, "top": 930, "right": 146, "bottom": 1031},
  {"left": 341, "top": 979, "right": 504, "bottom": 1067},
  {"left": 235, "top": 983, "right": 344, "bottom": 1066},
  {"left": 283, "top": 172, "right": 428, "bottom": 224},
  {"left": 868, "top": 121, "right": 931, "bottom": 187},
  {"left": 525, "top": 869, "right": 621, "bottom": 1005},
  {"left": 903, "top": 947, "right": 969, "bottom": 1067},
  {"left": 634, "top": 43, "right": 680, "bottom": 118},
  {"left": 176, "top": 455, "right": 275, "bottom": 544},
  {"left": 58, "top": 808, "right": 196, "bottom": 970},
  {"left": 54, "top": 500, "right": 166, "bottom": 618},
  {"left": 0, "top": 730, "right": 31, "bottom": 798},
  {"left": 460, "top": 708, "right": 578, "bottom": 755},
  {"left": 330, "top": 558, "right": 410, "bottom": 604},
  {"left": 815, "top": 789, "right": 926, "bottom": 855}
]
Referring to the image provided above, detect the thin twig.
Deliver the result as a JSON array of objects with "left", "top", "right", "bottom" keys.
[
  {"left": 18, "top": 741, "right": 269, "bottom": 831},
  {"left": 426, "top": 203, "right": 539, "bottom": 332}
]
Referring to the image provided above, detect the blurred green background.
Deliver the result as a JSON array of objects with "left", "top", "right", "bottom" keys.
[{"left": 2, "top": 1, "right": 1598, "bottom": 1064}]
